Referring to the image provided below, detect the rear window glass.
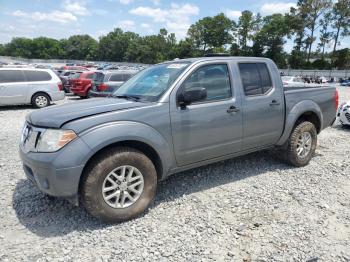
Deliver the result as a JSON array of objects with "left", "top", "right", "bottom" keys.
[
  {"left": 94, "top": 72, "right": 105, "bottom": 82},
  {"left": 0, "top": 70, "right": 26, "bottom": 83},
  {"left": 239, "top": 63, "right": 272, "bottom": 96},
  {"left": 123, "top": 74, "right": 134, "bottom": 81},
  {"left": 85, "top": 73, "right": 95, "bottom": 80},
  {"left": 24, "top": 70, "right": 52, "bottom": 82},
  {"left": 239, "top": 63, "right": 262, "bottom": 96},
  {"left": 109, "top": 74, "right": 124, "bottom": 82},
  {"left": 70, "top": 73, "right": 81, "bottom": 79},
  {"left": 256, "top": 63, "right": 272, "bottom": 93}
]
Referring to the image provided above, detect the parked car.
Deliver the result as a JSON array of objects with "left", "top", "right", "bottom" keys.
[
  {"left": 19, "top": 57, "right": 337, "bottom": 222},
  {"left": 88, "top": 70, "right": 138, "bottom": 98},
  {"left": 281, "top": 76, "right": 305, "bottom": 87},
  {"left": 337, "top": 101, "right": 350, "bottom": 126},
  {"left": 341, "top": 80, "right": 350, "bottom": 86},
  {"left": 0, "top": 68, "right": 64, "bottom": 108},
  {"left": 70, "top": 71, "right": 96, "bottom": 98},
  {"left": 59, "top": 66, "right": 89, "bottom": 71},
  {"left": 59, "top": 71, "right": 84, "bottom": 93}
]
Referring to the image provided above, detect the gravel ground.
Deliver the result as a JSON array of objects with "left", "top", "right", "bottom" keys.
[{"left": 0, "top": 88, "right": 349, "bottom": 261}]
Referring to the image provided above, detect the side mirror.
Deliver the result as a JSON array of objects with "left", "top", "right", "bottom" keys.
[{"left": 178, "top": 87, "right": 207, "bottom": 108}]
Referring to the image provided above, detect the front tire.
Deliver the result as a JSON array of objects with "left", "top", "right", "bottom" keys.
[
  {"left": 31, "top": 93, "right": 50, "bottom": 108},
  {"left": 81, "top": 147, "right": 157, "bottom": 223},
  {"left": 282, "top": 121, "right": 317, "bottom": 167}
]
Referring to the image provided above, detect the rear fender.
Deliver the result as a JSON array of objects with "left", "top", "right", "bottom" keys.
[{"left": 276, "top": 100, "right": 323, "bottom": 146}]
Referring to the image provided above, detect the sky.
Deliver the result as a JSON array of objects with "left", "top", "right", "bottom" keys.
[{"left": 0, "top": 0, "right": 349, "bottom": 52}]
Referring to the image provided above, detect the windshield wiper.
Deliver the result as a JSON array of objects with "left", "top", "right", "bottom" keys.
[{"left": 114, "top": 95, "right": 141, "bottom": 102}]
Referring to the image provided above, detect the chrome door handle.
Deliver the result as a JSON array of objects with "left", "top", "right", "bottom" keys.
[
  {"left": 269, "top": 100, "right": 280, "bottom": 106},
  {"left": 227, "top": 105, "right": 240, "bottom": 113}
]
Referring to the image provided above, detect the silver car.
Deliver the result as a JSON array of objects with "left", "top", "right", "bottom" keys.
[{"left": 0, "top": 68, "right": 65, "bottom": 108}]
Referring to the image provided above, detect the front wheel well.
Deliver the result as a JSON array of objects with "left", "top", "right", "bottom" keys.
[
  {"left": 80, "top": 140, "right": 163, "bottom": 186},
  {"left": 295, "top": 111, "right": 321, "bottom": 133}
]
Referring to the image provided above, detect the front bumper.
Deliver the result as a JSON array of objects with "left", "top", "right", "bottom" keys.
[{"left": 19, "top": 137, "right": 90, "bottom": 201}]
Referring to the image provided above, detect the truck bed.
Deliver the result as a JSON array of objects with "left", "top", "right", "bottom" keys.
[{"left": 284, "top": 85, "right": 336, "bottom": 130}]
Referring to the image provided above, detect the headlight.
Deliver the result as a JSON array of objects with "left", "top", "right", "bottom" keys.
[{"left": 36, "top": 129, "right": 77, "bottom": 152}]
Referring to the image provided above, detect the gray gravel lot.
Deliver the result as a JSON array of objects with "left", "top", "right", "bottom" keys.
[{"left": 0, "top": 88, "right": 349, "bottom": 261}]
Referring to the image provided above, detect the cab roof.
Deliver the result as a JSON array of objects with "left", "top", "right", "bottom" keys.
[{"left": 161, "top": 56, "right": 273, "bottom": 65}]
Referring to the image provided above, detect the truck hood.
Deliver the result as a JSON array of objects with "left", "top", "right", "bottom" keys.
[{"left": 26, "top": 98, "right": 147, "bottom": 128}]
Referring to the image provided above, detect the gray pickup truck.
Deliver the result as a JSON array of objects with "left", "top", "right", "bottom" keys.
[{"left": 19, "top": 57, "right": 338, "bottom": 222}]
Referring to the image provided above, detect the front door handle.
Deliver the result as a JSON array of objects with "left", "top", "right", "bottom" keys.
[
  {"left": 269, "top": 100, "right": 280, "bottom": 106},
  {"left": 227, "top": 105, "right": 240, "bottom": 113}
]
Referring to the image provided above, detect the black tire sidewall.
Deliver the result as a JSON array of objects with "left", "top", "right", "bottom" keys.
[
  {"left": 288, "top": 121, "right": 317, "bottom": 167},
  {"left": 32, "top": 93, "right": 50, "bottom": 108},
  {"left": 82, "top": 148, "right": 157, "bottom": 223}
]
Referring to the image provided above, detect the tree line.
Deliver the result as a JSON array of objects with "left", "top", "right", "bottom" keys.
[{"left": 0, "top": 0, "right": 349, "bottom": 69}]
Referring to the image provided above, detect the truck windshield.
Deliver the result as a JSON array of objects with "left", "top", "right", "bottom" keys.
[{"left": 112, "top": 63, "right": 190, "bottom": 102}]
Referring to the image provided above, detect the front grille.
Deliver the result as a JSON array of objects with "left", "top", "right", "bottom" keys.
[
  {"left": 345, "top": 113, "right": 350, "bottom": 122},
  {"left": 21, "top": 123, "right": 43, "bottom": 153}
]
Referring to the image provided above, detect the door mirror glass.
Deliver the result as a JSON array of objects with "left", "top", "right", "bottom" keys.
[{"left": 178, "top": 87, "right": 207, "bottom": 107}]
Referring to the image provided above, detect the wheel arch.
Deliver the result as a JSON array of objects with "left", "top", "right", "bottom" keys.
[
  {"left": 80, "top": 139, "right": 163, "bottom": 183},
  {"left": 31, "top": 91, "right": 52, "bottom": 102},
  {"left": 277, "top": 100, "right": 323, "bottom": 146}
]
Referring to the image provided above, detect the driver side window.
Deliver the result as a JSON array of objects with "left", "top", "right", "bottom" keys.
[{"left": 182, "top": 64, "right": 232, "bottom": 103}]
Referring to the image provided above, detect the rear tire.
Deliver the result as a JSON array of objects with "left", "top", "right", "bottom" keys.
[
  {"left": 81, "top": 147, "right": 157, "bottom": 223},
  {"left": 31, "top": 93, "right": 50, "bottom": 108},
  {"left": 281, "top": 121, "right": 317, "bottom": 167}
]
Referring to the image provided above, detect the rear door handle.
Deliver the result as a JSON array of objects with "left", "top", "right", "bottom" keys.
[
  {"left": 269, "top": 100, "right": 280, "bottom": 106},
  {"left": 227, "top": 105, "right": 240, "bottom": 113}
]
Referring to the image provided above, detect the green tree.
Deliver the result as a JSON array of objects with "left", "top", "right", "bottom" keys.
[
  {"left": 312, "top": 58, "right": 331, "bottom": 69},
  {"left": 330, "top": 0, "right": 350, "bottom": 54},
  {"left": 3, "top": 37, "right": 33, "bottom": 58},
  {"left": 63, "top": 35, "right": 98, "bottom": 60},
  {"left": 98, "top": 28, "right": 139, "bottom": 62},
  {"left": 0, "top": 44, "right": 4, "bottom": 56},
  {"left": 253, "top": 14, "right": 290, "bottom": 67},
  {"left": 187, "top": 13, "right": 234, "bottom": 52},
  {"left": 317, "top": 11, "right": 332, "bottom": 58},
  {"left": 237, "top": 10, "right": 255, "bottom": 55},
  {"left": 30, "top": 37, "right": 63, "bottom": 59},
  {"left": 298, "top": 0, "right": 332, "bottom": 62},
  {"left": 332, "top": 48, "right": 350, "bottom": 69}
]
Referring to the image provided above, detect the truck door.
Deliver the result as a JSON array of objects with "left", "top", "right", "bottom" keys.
[
  {"left": 0, "top": 70, "right": 28, "bottom": 105},
  {"left": 238, "top": 62, "right": 284, "bottom": 150},
  {"left": 170, "top": 62, "right": 243, "bottom": 166}
]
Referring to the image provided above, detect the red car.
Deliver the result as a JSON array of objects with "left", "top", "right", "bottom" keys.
[{"left": 70, "top": 72, "right": 96, "bottom": 98}]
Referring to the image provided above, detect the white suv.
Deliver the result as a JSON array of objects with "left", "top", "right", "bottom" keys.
[{"left": 0, "top": 68, "right": 65, "bottom": 108}]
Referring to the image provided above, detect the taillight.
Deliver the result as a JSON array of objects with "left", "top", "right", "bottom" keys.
[
  {"left": 58, "top": 82, "right": 63, "bottom": 91},
  {"left": 334, "top": 89, "right": 339, "bottom": 110},
  {"left": 98, "top": 83, "right": 108, "bottom": 91},
  {"left": 283, "top": 82, "right": 288, "bottom": 86}
]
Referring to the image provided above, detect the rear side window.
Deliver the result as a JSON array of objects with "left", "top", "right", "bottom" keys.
[
  {"left": 0, "top": 70, "right": 26, "bottom": 83},
  {"left": 109, "top": 74, "right": 124, "bottom": 82},
  {"left": 256, "top": 63, "right": 272, "bottom": 93},
  {"left": 24, "top": 70, "right": 52, "bottom": 82},
  {"left": 239, "top": 63, "right": 272, "bottom": 96}
]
